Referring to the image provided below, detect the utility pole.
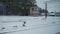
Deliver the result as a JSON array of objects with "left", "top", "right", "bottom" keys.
[{"left": 45, "top": 2, "right": 47, "bottom": 19}]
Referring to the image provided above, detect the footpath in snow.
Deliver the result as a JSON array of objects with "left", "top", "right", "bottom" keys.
[{"left": 0, "top": 16, "right": 60, "bottom": 34}]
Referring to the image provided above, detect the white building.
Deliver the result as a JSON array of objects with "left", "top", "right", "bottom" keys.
[{"left": 30, "top": 6, "right": 40, "bottom": 16}]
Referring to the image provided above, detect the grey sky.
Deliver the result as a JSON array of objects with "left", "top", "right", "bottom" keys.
[{"left": 36, "top": 0, "right": 60, "bottom": 12}]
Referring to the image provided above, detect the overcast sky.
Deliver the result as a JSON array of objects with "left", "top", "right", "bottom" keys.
[{"left": 36, "top": 0, "right": 60, "bottom": 12}]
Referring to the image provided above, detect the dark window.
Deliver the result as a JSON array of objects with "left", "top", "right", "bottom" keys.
[{"left": 32, "top": 8, "right": 34, "bottom": 11}]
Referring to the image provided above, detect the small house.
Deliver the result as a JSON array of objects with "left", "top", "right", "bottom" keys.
[{"left": 30, "top": 6, "right": 40, "bottom": 16}]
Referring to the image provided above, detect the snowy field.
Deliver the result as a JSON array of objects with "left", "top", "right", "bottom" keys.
[{"left": 0, "top": 16, "right": 60, "bottom": 34}]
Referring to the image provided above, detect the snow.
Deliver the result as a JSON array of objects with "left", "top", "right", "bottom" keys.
[{"left": 0, "top": 16, "right": 60, "bottom": 34}]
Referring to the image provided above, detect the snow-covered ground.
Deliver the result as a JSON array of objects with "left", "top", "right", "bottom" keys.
[{"left": 0, "top": 16, "right": 60, "bottom": 34}]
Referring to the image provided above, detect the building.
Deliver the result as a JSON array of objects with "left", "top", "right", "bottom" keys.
[
  {"left": 30, "top": 6, "right": 40, "bottom": 16},
  {"left": 47, "top": 12, "right": 55, "bottom": 16},
  {"left": 0, "top": 0, "right": 6, "bottom": 15},
  {"left": 55, "top": 12, "right": 60, "bottom": 16}
]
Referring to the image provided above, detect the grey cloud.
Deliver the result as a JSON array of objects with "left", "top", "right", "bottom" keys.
[{"left": 47, "top": 0, "right": 60, "bottom": 3}]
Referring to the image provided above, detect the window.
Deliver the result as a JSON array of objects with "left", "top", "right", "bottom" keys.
[{"left": 32, "top": 8, "right": 34, "bottom": 11}]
